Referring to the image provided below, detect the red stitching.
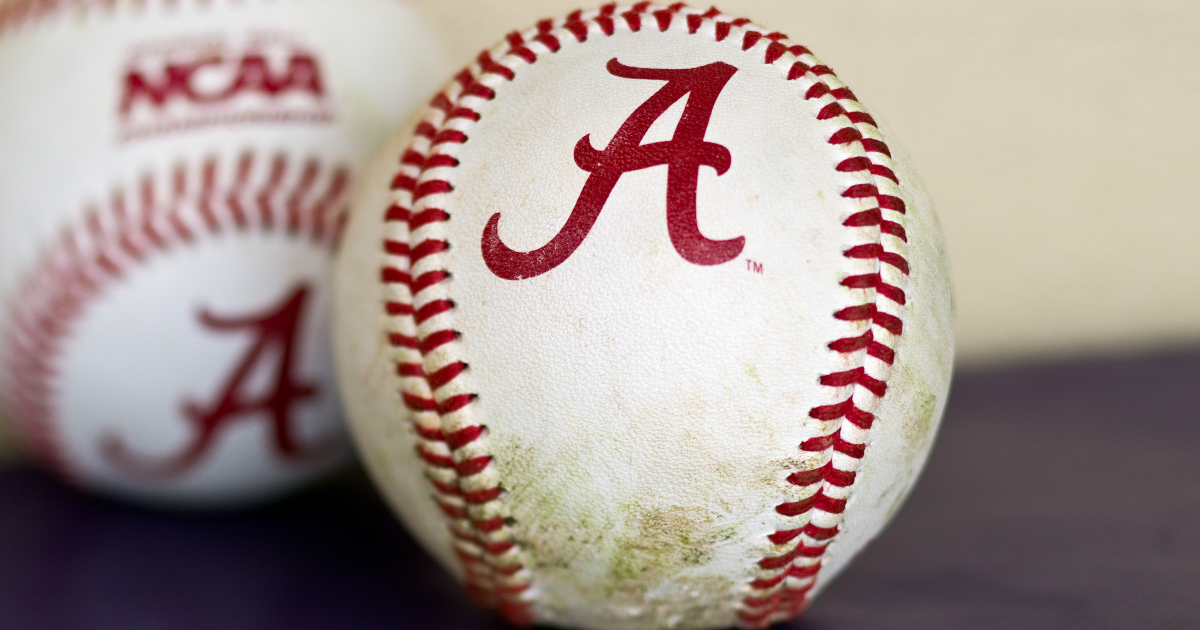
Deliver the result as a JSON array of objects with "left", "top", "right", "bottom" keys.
[
  {"left": 374, "top": 5, "right": 911, "bottom": 627},
  {"left": 1, "top": 151, "right": 349, "bottom": 482},
  {"left": 446, "top": 424, "right": 485, "bottom": 448},
  {"left": 384, "top": 239, "right": 410, "bottom": 256},
  {"left": 377, "top": 87, "right": 528, "bottom": 619},
  {"left": 742, "top": 30, "right": 763, "bottom": 50},
  {"left": 0, "top": 0, "right": 101, "bottom": 35}
]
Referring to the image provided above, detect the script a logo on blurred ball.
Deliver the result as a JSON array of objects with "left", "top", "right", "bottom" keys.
[{"left": 117, "top": 34, "right": 333, "bottom": 142}]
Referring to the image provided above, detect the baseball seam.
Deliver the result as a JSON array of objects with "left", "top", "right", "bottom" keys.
[
  {"left": 2, "top": 152, "right": 350, "bottom": 482},
  {"left": 378, "top": 3, "right": 910, "bottom": 627},
  {"left": 732, "top": 20, "right": 910, "bottom": 630},
  {"left": 380, "top": 101, "right": 534, "bottom": 619}
]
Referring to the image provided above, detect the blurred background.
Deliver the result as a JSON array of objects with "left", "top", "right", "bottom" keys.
[{"left": 1, "top": 2, "right": 1197, "bottom": 629}]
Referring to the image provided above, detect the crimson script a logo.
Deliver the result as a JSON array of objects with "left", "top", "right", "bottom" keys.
[{"left": 482, "top": 59, "right": 744, "bottom": 280}]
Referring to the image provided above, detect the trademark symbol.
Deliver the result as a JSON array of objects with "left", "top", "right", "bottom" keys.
[{"left": 746, "top": 259, "right": 763, "bottom": 274}]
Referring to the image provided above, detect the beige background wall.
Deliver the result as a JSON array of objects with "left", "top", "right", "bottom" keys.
[
  {"left": 2, "top": 0, "right": 1197, "bottom": 461},
  {"left": 411, "top": 0, "right": 1200, "bottom": 366}
]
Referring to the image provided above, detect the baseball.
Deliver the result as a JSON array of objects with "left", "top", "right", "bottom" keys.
[
  {"left": 335, "top": 4, "right": 953, "bottom": 629},
  {"left": 0, "top": 0, "right": 448, "bottom": 506}
]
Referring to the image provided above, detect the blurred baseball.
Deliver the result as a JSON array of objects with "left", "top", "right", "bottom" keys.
[
  {"left": 335, "top": 4, "right": 952, "bottom": 628},
  {"left": 0, "top": 0, "right": 448, "bottom": 507}
]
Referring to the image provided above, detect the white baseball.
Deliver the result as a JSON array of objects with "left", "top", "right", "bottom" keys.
[
  {"left": 335, "top": 5, "right": 953, "bottom": 629},
  {"left": 0, "top": 0, "right": 449, "bottom": 507}
]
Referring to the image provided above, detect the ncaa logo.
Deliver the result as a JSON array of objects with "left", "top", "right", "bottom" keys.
[{"left": 117, "top": 34, "right": 334, "bottom": 141}]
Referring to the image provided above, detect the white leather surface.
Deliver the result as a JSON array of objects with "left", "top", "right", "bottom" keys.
[{"left": 439, "top": 31, "right": 866, "bottom": 627}]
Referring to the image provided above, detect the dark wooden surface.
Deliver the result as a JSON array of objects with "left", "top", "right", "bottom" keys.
[{"left": 2, "top": 349, "right": 1198, "bottom": 629}]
